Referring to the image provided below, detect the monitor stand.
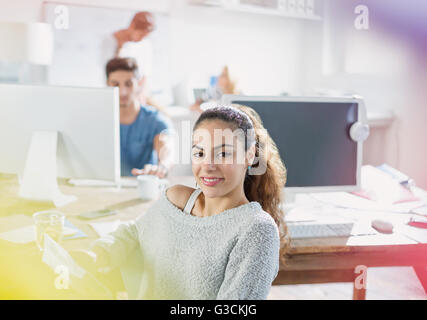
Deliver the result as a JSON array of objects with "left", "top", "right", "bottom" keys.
[{"left": 19, "top": 131, "right": 77, "bottom": 207}]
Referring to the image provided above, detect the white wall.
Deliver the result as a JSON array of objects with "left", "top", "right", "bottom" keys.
[
  {"left": 299, "top": 0, "right": 427, "bottom": 188},
  {"left": 168, "top": 3, "right": 307, "bottom": 98},
  {"left": 0, "top": 0, "right": 170, "bottom": 22},
  {"left": 0, "top": 0, "right": 309, "bottom": 98}
]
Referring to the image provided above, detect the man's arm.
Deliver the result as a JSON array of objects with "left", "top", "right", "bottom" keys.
[
  {"left": 153, "top": 132, "right": 174, "bottom": 172},
  {"left": 131, "top": 132, "right": 174, "bottom": 178}
]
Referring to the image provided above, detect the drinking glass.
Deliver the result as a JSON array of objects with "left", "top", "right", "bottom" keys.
[{"left": 33, "top": 210, "right": 65, "bottom": 251}]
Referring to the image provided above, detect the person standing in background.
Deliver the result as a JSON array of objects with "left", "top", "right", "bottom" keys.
[
  {"left": 113, "top": 12, "right": 155, "bottom": 56},
  {"left": 101, "top": 12, "right": 168, "bottom": 115}
]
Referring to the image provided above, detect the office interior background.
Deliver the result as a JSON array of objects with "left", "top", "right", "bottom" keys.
[
  {"left": 0, "top": 0, "right": 426, "bottom": 189},
  {"left": 0, "top": 0, "right": 427, "bottom": 301}
]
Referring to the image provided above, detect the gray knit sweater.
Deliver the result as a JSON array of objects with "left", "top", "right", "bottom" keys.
[{"left": 92, "top": 188, "right": 280, "bottom": 300}]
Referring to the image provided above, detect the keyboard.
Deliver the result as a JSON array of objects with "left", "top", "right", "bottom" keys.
[
  {"left": 68, "top": 178, "right": 168, "bottom": 188},
  {"left": 287, "top": 222, "right": 355, "bottom": 239},
  {"left": 68, "top": 178, "right": 138, "bottom": 188}
]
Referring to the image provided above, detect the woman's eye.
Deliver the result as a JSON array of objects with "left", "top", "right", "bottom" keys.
[
  {"left": 193, "top": 152, "right": 204, "bottom": 158},
  {"left": 218, "top": 151, "right": 231, "bottom": 158}
]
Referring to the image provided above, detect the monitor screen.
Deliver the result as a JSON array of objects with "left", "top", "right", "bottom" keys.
[{"left": 231, "top": 99, "right": 359, "bottom": 188}]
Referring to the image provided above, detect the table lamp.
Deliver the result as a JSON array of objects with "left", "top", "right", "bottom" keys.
[{"left": 0, "top": 21, "right": 53, "bottom": 65}]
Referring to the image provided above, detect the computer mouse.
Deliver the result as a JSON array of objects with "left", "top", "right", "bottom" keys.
[{"left": 371, "top": 219, "right": 394, "bottom": 234}]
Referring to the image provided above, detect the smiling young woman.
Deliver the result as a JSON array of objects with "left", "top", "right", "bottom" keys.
[
  {"left": 169, "top": 105, "right": 288, "bottom": 242},
  {"left": 91, "top": 105, "right": 288, "bottom": 300}
]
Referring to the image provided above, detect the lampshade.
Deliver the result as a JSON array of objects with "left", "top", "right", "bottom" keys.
[{"left": 0, "top": 21, "right": 53, "bottom": 65}]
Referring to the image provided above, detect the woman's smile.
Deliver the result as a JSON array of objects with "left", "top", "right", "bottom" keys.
[
  {"left": 200, "top": 176, "right": 224, "bottom": 187},
  {"left": 201, "top": 177, "right": 224, "bottom": 187}
]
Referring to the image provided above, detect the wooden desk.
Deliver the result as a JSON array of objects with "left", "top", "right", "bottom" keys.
[
  {"left": 274, "top": 196, "right": 427, "bottom": 299},
  {"left": 1, "top": 174, "right": 426, "bottom": 300},
  {"left": 275, "top": 234, "right": 427, "bottom": 299}
]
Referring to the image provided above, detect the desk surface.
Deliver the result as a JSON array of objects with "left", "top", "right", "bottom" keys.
[
  {"left": 1, "top": 174, "right": 426, "bottom": 268},
  {"left": 0, "top": 175, "right": 427, "bottom": 296}
]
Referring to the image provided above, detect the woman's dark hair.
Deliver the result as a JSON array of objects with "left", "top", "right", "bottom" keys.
[{"left": 193, "top": 105, "right": 289, "bottom": 263}]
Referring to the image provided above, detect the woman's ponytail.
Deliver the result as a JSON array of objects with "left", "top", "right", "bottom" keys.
[{"left": 237, "top": 105, "right": 290, "bottom": 264}]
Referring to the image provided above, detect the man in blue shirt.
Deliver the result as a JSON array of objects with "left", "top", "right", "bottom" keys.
[{"left": 106, "top": 57, "right": 174, "bottom": 177}]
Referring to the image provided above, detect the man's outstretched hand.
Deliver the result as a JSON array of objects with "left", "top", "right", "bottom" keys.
[{"left": 131, "top": 164, "right": 167, "bottom": 178}]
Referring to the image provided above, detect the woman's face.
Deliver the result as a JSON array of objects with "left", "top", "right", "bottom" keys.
[{"left": 192, "top": 119, "right": 254, "bottom": 199}]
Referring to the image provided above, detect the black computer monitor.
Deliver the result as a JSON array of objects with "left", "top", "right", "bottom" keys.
[{"left": 222, "top": 95, "right": 367, "bottom": 193}]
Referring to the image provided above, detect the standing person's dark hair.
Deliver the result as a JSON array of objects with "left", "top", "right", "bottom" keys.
[
  {"left": 106, "top": 57, "right": 140, "bottom": 80},
  {"left": 105, "top": 57, "right": 169, "bottom": 116},
  {"left": 129, "top": 11, "right": 155, "bottom": 35},
  {"left": 193, "top": 105, "right": 289, "bottom": 263}
]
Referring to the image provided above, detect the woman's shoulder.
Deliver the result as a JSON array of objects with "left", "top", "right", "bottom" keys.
[
  {"left": 165, "top": 184, "right": 197, "bottom": 211},
  {"left": 243, "top": 206, "right": 280, "bottom": 238}
]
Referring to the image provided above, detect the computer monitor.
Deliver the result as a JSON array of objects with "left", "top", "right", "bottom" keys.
[
  {"left": 0, "top": 83, "right": 120, "bottom": 205},
  {"left": 221, "top": 95, "right": 369, "bottom": 194}
]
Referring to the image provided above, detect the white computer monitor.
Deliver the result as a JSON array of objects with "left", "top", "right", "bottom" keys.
[
  {"left": 222, "top": 95, "right": 369, "bottom": 194},
  {"left": 0, "top": 83, "right": 120, "bottom": 205}
]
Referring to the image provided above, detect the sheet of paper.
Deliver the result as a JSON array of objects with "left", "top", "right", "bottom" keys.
[
  {"left": 0, "top": 225, "right": 77, "bottom": 244},
  {"left": 89, "top": 220, "right": 122, "bottom": 238},
  {"left": 42, "top": 234, "right": 86, "bottom": 279},
  {"left": 285, "top": 206, "right": 319, "bottom": 222},
  {"left": 0, "top": 214, "right": 34, "bottom": 233},
  {"left": 310, "top": 192, "right": 423, "bottom": 213},
  {"left": 0, "top": 225, "right": 36, "bottom": 243},
  {"left": 63, "top": 219, "right": 87, "bottom": 240}
]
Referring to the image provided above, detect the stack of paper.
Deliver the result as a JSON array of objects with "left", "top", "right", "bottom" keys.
[
  {"left": 0, "top": 224, "right": 78, "bottom": 244},
  {"left": 89, "top": 220, "right": 122, "bottom": 238},
  {"left": 0, "top": 215, "right": 87, "bottom": 244},
  {"left": 42, "top": 234, "right": 86, "bottom": 279}
]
